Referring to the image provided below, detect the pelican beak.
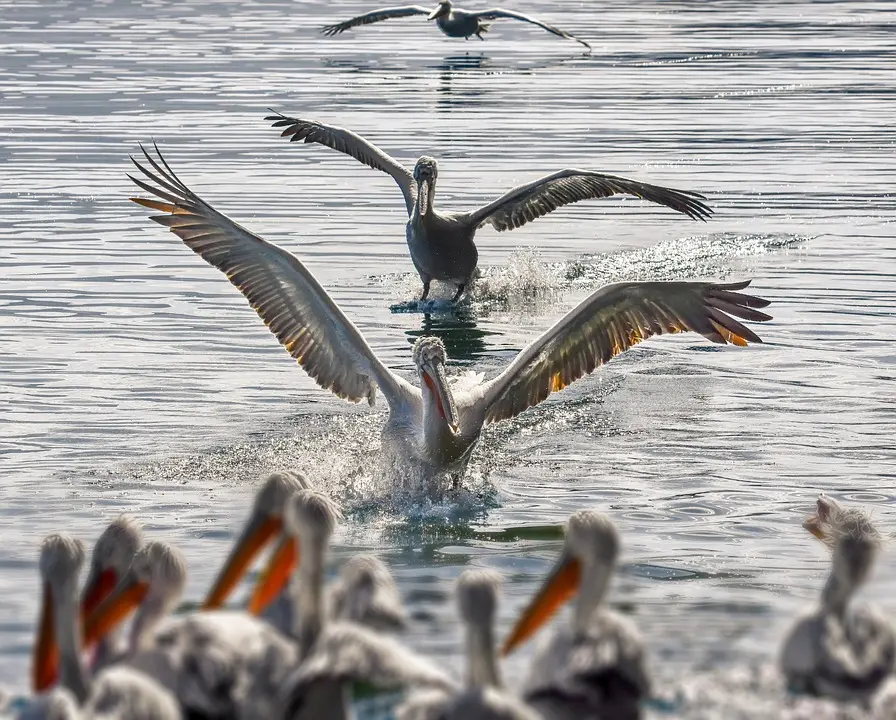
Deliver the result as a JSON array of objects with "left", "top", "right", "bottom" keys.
[
  {"left": 81, "top": 567, "right": 119, "bottom": 621},
  {"left": 418, "top": 178, "right": 430, "bottom": 216},
  {"left": 83, "top": 572, "right": 149, "bottom": 649},
  {"left": 422, "top": 360, "right": 458, "bottom": 434},
  {"left": 803, "top": 514, "right": 827, "bottom": 541},
  {"left": 247, "top": 535, "right": 299, "bottom": 615},
  {"left": 427, "top": 4, "right": 444, "bottom": 20},
  {"left": 32, "top": 582, "right": 59, "bottom": 692},
  {"left": 202, "top": 513, "right": 282, "bottom": 610},
  {"left": 502, "top": 550, "right": 581, "bottom": 656}
]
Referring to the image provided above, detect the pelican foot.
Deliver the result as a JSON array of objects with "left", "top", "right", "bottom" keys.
[{"left": 451, "top": 284, "right": 466, "bottom": 303}]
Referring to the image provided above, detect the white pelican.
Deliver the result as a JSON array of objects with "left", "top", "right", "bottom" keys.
[
  {"left": 270, "top": 489, "right": 458, "bottom": 718},
  {"left": 781, "top": 495, "right": 895, "bottom": 703},
  {"left": 82, "top": 540, "right": 297, "bottom": 720},
  {"left": 128, "top": 143, "right": 770, "bottom": 489},
  {"left": 30, "top": 534, "right": 181, "bottom": 720},
  {"left": 322, "top": 1, "right": 592, "bottom": 50},
  {"left": 265, "top": 111, "right": 712, "bottom": 301},
  {"left": 502, "top": 510, "right": 650, "bottom": 720},
  {"left": 32, "top": 517, "right": 143, "bottom": 691},
  {"left": 398, "top": 569, "right": 541, "bottom": 720}
]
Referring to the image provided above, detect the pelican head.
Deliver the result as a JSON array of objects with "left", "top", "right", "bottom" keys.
[
  {"left": 413, "top": 156, "right": 439, "bottom": 216},
  {"left": 427, "top": 0, "right": 452, "bottom": 21},
  {"left": 81, "top": 516, "right": 143, "bottom": 620},
  {"left": 413, "top": 336, "right": 458, "bottom": 434},
  {"left": 457, "top": 569, "right": 501, "bottom": 629},
  {"left": 286, "top": 488, "right": 342, "bottom": 545},
  {"left": 803, "top": 494, "right": 879, "bottom": 549},
  {"left": 329, "top": 554, "right": 407, "bottom": 631},
  {"left": 33, "top": 534, "right": 86, "bottom": 692},
  {"left": 502, "top": 510, "right": 619, "bottom": 655},
  {"left": 84, "top": 541, "right": 187, "bottom": 652},
  {"left": 203, "top": 470, "right": 310, "bottom": 610}
]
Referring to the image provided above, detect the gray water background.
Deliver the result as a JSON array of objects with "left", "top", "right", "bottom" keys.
[{"left": 1, "top": 0, "right": 894, "bottom": 712}]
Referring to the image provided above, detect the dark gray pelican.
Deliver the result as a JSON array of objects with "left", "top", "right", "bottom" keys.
[
  {"left": 82, "top": 540, "right": 298, "bottom": 720},
  {"left": 781, "top": 495, "right": 895, "bottom": 703},
  {"left": 271, "top": 489, "right": 458, "bottom": 719},
  {"left": 398, "top": 569, "right": 541, "bottom": 720},
  {"left": 502, "top": 510, "right": 650, "bottom": 720},
  {"left": 322, "top": 1, "right": 592, "bottom": 50},
  {"left": 128, "top": 143, "right": 769, "bottom": 489},
  {"left": 266, "top": 111, "right": 713, "bottom": 302},
  {"left": 30, "top": 534, "right": 181, "bottom": 720}
]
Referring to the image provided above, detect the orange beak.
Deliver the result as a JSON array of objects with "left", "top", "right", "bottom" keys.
[
  {"left": 502, "top": 552, "right": 581, "bottom": 656},
  {"left": 81, "top": 567, "right": 119, "bottom": 622},
  {"left": 83, "top": 576, "right": 149, "bottom": 649},
  {"left": 247, "top": 536, "right": 299, "bottom": 615},
  {"left": 803, "top": 514, "right": 827, "bottom": 540},
  {"left": 32, "top": 582, "right": 59, "bottom": 692},
  {"left": 202, "top": 515, "right": 282, "bottom": 610}
]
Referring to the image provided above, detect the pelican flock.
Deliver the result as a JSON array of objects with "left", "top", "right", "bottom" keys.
[
  {"left": 16, "top": 1, "right": 891, "bottom": 718},
  {"left": 322, "top": 1, "right": 592, "bottom": 50},
  {"left": 128, "top": 143, "right": 766, "bottom": 490},
  {"left": 266, "top": 111, "right": 712, "bottom": 301}
]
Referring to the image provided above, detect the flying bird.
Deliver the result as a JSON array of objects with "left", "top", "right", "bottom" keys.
[
  {"left": 322, "top": 1, "right": 592, "bottom": 50},
  {"left": 266, "top": 111, "right": 713, "bottom": 302}
]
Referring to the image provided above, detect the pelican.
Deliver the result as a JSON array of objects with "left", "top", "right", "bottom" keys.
[
  {"left": 502, "top": 510, "right": 650, "bottom": 720},
  {"left": 82, "top": 540, "right": 298, "bottom": 720},
  {"left": 270, "top": 489, "right": 458, "bottom": 719},
  {"left": 266, "top": 111, "right": 712, "bottom": 302},
  {"left": 398, "top": 569, "right": 541, "bottom": 720},
  {"left": 322, "top": 1, "right": 592, "bottom": 50},
  {"left": 780, "top": 495, "right": 895, "bottom": 703},
  {"left": 30, "top": 534, "right": 181, "bottom": 720},
  {"left": 201, "top": 470, "right": 406, "bottom": 635},
  {"left": 128, "top": 144, "right": 770, "bottom": 489},
  {"left": 32, "top": 516, "right": 143, "bottom": 690}
]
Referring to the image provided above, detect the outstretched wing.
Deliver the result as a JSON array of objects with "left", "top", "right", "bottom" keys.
[
  {"left": 471, "top": 8, "right": 591, "bottom": 49},
  {"left": 461, "top": 169, "right": 712, "bottom": 231},
  {"left": 276, "top": 624, "right": 459, "bottom": 719},
  {"left": 127, "top": 143, "right": 412, "bottom": 407},
  {"left": 322, "top": 5, "right": 430, "bottom": 36},
  {"left": 480, "top": 281, "right": 771, "bottom": 424},
  {"left": 266, "top": 111, "right": 417, "bottom": 215}
]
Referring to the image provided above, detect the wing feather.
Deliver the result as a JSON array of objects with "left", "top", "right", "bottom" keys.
[
  {"left": 265, "top": 111, "right": 416, "bottom": 215},
  {"left": 128, "top": 143, "right": 411, "bottom": 407},
  {"left": 470, "top": 7, "right": 591, "bottom": 49},
  {"left": 481, "top": 280, "right": 772, "bottom": 423},
  {"left": 321, "top": 5, "right": 430, "bottom": 35},
  {"left": 462, "top": 169, "right": 713, "bottom": 231}
]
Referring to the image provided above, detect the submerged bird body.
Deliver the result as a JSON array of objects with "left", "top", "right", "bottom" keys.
[
  {"left": 129, "top": 144, "right": 770, "bottom": 490},
  {"left": 322, "top": 1, "right": 591, "bottom": 49},
  {"left": 781, "top": 495, "right": 895, "bottom": 703},
  {"left": 265, "top": 114, "right": 713, "bottom": 302}
]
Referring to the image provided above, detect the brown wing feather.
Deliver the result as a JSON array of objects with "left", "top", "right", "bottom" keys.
[
  {"left": 127, "top": 143, "right": 407, "bottom": 407},
  {"left": 465, "top": 169, "right": 713, "bottom": 231},
  {"left": 482, "top": 281, "right": 771, "bottom": 424}
]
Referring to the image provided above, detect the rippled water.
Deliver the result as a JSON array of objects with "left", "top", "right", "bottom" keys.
[{"left": 2, "top": 0, "right": 894, "bottom": 714}]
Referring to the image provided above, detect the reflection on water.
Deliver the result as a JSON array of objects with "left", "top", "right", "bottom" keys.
[{"left": 403, "top": 306, "right": 494, "bottom": 362}]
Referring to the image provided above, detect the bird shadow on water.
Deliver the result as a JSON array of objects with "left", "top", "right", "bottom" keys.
[{"left": 400, "top": 305, "right": 497, "bottom": 362}]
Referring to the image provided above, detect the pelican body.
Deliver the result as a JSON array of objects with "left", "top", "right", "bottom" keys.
[
  {"left": 781, "top": 495, "right": 896, "bottom": 703},
  {"left": 129, "top": 144, "right": 770, "bottom": 491},
  {"left": 264, "top": 113, "right": 713, "bottom": 302},
  {"left": 322, "top": 1, "right": 592, "bottom": 50}
]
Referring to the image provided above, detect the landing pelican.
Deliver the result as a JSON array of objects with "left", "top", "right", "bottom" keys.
[
  {"left": 83, "top": 541, "right": 297, "bottom": 720},
  {"left": 781, "top": 495, "right": 895, "bottom": 703},
  {"left": 129, "top": 143, "right": 771, "bottom": 488},
  {"left": 398, "top": 569, "right": 540, "bottom": 720},
  {"left": 502, "top": 511, "right": 650, "bottom": 720},
  {"left": 322, "top": 1, "right": 592, "bottom": 50},
  {"left": 266, "top": 111, "right": 712, "bottom": 301},
  {"left": 30, "top": 534, "right": 180, "bottom": 720},
  {"left": 271, "top": 489, "right": 457, "bottom": 718}
]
